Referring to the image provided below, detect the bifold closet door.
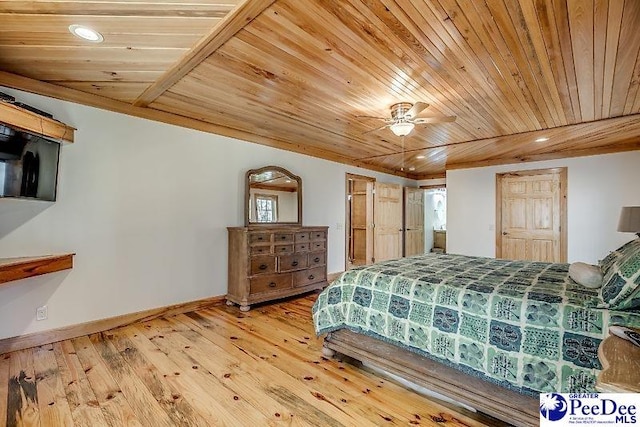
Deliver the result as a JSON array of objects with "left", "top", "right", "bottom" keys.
[
  {"left": 373, "top": 182, "right": 402, "bottom": 262},
  {"left": 404, "top": 187, "right": 425, "bottom": 257}
]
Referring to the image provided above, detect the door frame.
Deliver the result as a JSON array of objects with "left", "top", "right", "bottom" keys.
[
  {"left": 495, "top": 167, "right": 568, "bottom": 262},
  {"left": 345, "top": 173, "right": 376, "bottom": 270}
]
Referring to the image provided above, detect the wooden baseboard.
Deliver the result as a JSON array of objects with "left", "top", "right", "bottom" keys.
[
  {"left": 327, "top": 271, "right": 344, "bottom": 283},
  {"left": 0, "top": 295, "right": 225, "bottom": 355}
]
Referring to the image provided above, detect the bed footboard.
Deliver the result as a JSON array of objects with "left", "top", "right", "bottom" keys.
[{"left": 323, "top": 329, "right": 539, "bottom": 427}]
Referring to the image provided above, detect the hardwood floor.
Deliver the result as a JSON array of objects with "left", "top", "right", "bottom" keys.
[{"left": 0, "top": 294, "right": 507, "bottom": 426}]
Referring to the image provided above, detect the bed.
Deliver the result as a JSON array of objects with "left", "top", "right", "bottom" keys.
[{"left": 312, "top": 239, "right": 640, "bottom": 426}]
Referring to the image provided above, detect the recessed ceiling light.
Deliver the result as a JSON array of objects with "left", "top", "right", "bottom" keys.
[
  {"left": 69, "top": 25, "right": 103, "bottom": 43},
  {"left": 535, "top": 137, "right": 549, "bottom": 142},
  {"left": 416, "top": 155, "right": 426, "bottom": 159},
  {"left": 409, "top": 167, "right": 416, "bottom": 171}
]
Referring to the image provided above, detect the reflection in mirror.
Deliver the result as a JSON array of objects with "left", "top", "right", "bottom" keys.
[{"left": 246, "top": 166, "right": 301, "bottom": 226}]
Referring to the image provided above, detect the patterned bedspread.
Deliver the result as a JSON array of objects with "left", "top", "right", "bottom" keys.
[{"left": 312, "top": 253, "right": 640, "bottom": 396}]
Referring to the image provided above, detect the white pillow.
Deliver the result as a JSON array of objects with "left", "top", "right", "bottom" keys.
[{"left": 569, "top": 262, "right": 603, "bottom": 289}]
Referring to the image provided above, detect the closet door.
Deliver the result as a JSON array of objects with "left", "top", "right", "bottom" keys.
[
  {"left": 373, "top": 182, "right": 402, "bottom": 262},
  {"left": 404, "top": 187, "right": 425, "bottom": 257}
]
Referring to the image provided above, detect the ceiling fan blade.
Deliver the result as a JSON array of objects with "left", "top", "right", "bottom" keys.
[
  {"left": 356, "top": 115, "right": 393, "bottom": 122},
  {"left": 405, "top": 101, "right": 430, "bottom": 119},
  {"left": 413, "top": 115, "right": 457, "bottom": 124},
  {"left": 363, "top": 124, "right": 391, "bottom": 134}
]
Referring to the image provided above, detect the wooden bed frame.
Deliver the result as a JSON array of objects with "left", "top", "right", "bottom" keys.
[{"left": 322, "top": 329, "right": 539, "bottom": 427}]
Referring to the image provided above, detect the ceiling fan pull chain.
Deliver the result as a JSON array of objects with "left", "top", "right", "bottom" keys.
[{"left": 401, "top": 134, "right": 405, "bottom": 172}]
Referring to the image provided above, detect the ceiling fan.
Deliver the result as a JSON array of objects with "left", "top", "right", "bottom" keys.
[{"left": 360, "top": 102, "right": 456, "bottom": 136}]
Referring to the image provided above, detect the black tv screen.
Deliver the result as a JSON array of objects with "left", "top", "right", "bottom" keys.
[{"left": 0, "top": 123, "right": 60, "bottom": 201}]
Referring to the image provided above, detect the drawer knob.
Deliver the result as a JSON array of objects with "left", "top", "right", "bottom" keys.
[
  {"left": 308, "top": 275, "right": 315, "bottom": 280},
  {"left": 291, "top": 261, "right": 299, "bottom": 267},
  {"left": 281, "top": 236, "right": 287, "bottom": 240},
  {"left": 268, "top": 282, "right": 277, "bottom": 288},
  {"left": 259, "top": 264, "right": 268, "bottom": 270},
  {"left": 314, "top": 257, "right": 320, "bottom": 263},
  {"left": 258, "top": 237, "right": 263, "bottom": 240}
]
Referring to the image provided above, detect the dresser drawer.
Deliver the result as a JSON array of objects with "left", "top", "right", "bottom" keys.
[
  {"left": 294, "top": 242, "right": 310, "bottom": 253},
  {"left": 249, "top": 233, "right": 271, "bottom": 244},
  {"left": 250, "top": 256, "right": 276, "bottom": 275},
  {"left": 295, "top": 232, "right": 309, "bottom": 242},
  {"left": 293, "top": 267, "right": 326, "bottom": 287},
  {"left": 274, "top": 244, "right": 293, "bottom": 255},
  {"left": 250, "top": 274, "right": 292, "bottom": 294},
  {"left": 310, "top": 240, "right": 326, "bottom": 251},
  {"left": 274, "top": 233, "right": 294, "bottom": 243},
  {"left": 308, "top": 251, "right": 326, "bottom": 267},
  {"left": 250, "top": 245, "right": 271, "bottom": 255},
  {"left": 278, "top": 254, "right": 308, "bottom": 272},
  {"left": 310, "top": 231, "right": 326, "bottom": 240}
]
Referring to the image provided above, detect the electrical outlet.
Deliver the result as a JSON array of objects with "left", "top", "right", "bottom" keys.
[{"left": 36, "top": 305, "right": 48, "bottom": 321}]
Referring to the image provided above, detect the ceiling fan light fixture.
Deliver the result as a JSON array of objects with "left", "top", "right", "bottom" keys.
[
  {"left": 389, "top": 121, "right": 414, "bottom": 136},
  {"left": 69, "top": 25, "right": 104, "bottom": 42}
]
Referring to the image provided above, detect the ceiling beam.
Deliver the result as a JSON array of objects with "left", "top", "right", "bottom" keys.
[
  {"left": 0, "top": 71, "right": 410, "bottom": 179},
  {"left": 133, "top": 0, "right": 276, "bottom": 107},
  {"left": 444, "top": 140, "right": 640, "bottom": 172}
]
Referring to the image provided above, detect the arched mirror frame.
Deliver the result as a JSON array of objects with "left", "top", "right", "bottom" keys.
[{"left": 245, "top": 165, "right": 302, "bottom": 227}]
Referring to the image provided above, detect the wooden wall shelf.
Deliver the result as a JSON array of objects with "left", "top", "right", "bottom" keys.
[
  {"left": 0, "top": 101, "right": 75, "bottom": 143},
  {"left": 0, "top": 254, "right": 74, "bottom": 285}
]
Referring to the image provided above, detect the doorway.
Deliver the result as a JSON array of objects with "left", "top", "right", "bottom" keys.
[
  {"left": 496, "top": 168, "right": 567, "bottom": 262},
  {"left": 345, "top": 174, "right": 374, "bottom": 269},
  {"left": 422, "top": 187, "right": 447, "bottom": 253},
  {"left": 345, "top": 174, "right": 404, "bottom": 269}
]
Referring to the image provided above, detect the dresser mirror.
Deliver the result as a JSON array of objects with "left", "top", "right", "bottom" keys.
[{"left": 245, "top": 166, "right": 302, "bottom": 226}]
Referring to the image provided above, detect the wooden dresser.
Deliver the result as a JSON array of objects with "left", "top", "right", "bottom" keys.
[{"left": 227, "top": 226, "right": 329, "bottom": 311}]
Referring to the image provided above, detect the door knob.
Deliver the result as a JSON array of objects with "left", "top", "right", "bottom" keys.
[{"left": 502, "top": 232, "right": 509, "bottom": 235}]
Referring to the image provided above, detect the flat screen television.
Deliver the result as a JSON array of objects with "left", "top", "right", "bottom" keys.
[{"left": 0, "top": 123, "right": 60, "bottom": 202}]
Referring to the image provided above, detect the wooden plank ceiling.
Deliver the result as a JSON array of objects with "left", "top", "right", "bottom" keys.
[{"left": 1, "top": 0, "right": 639, "bottom": 179}]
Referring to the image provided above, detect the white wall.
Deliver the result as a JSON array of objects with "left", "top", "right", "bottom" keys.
[
  {"left": 447, "top": 152, "right": 640, "bottom": 263},
  {"left": 0, "top": 88, "right": 410, "bottom": 340}
]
